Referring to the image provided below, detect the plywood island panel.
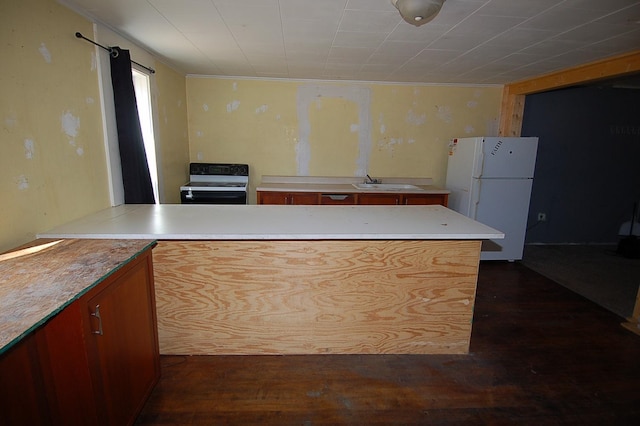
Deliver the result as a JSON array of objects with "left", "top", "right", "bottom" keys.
[{"left": 153, "top": 239, "right": 481, "bottom": 355}]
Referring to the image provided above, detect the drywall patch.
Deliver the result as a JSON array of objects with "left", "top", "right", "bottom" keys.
[
  {"left": 378, "top": 137, "right": 404, "bottom": 155},
  {"left": 436, "top": 105, "right": 453, "bottom": 124},
  {"left": 195, "top": 130, "right": 204, "bottom": 138},
  {"left": 86, "top": 97, "right": 94, "bottom": 104},
  {"left": 39, "top": 43, "right": 52, "bottom": 63},
  {"left": 24, "top": 139, "right": 35, "bottom": 159},
  {"left": 467, "top": 100, "right": 478, "bottom": 108},
  {"left": 232, "top": 82, "right": 238, "bottom": 91},
  {"left": 76, "top": 147, "right": 84, "bottom": 156},
  {"left": 5, "top": 113, "right": 17, "bottom": 128},
  {"left": 203, "top": 104, "right": 209, "bottom": 112},
  {"left": 227, "top": 100, "right": 240, "bottom": 112},
  {"left": 465, "top": 125, "right": 475, "bottom": 134},
  {"left": 256, "top": 104, "right": 268, "bottom": 114},
  {"left": 350, "top": 124, "right": 359, "bottom": 133},
  {"left": 197, "top": 152, "right": 204, "bottom": 160},
  {"left": 296, "top": 85, "right": 371, "bottom": 175},
  {"left": 61, "top": 111, "right": 80, "bottom": 138},
  {"left": 16, "top": 175, "right": 29, "bottom": 191},
  {"left": 406, "top": 109, "right": 426, "bottom": 126}
]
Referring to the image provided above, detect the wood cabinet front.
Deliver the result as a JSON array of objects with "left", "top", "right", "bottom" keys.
[
  {"left": 258, "top": 191, "right": 319, "bottom": 205},
  {"left": 358, "top": 193, "right": 402, "bottom": 205},
  {"left": 320, "top": 193, "right": 357, "bottom": 205},
  {"left": 402, "top": 193, "right": 449, "bottom": 206},
  {"left": 258, "top": 190, "right": 447, "bottom": 206},
  {"left": 0, "top": 247, "right": 159, "bottom": 426},
  {"left": 83, "top": 252, "right": 160, "bottom": 425}
]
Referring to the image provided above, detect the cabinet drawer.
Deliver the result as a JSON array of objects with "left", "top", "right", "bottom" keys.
[
  {"left": 403, "top": 194, "right": 448, "bottom": 206},
  {"left": 358, "top": 193, "right": 401, "bottom": 205},
  {"left": 320, "top": 194, "right": 356, "bottom": 205}
]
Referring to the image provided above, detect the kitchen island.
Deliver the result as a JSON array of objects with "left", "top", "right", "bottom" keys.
[{"left": 39, "top": 204, "right": 503, "bottom": 355}]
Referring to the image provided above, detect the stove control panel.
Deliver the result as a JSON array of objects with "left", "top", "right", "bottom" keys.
[{"left": 189, "top": 163, "right": 249, "bottom": 177}]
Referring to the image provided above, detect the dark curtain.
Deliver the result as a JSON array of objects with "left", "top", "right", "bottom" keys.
[{"left": 110, "top": 46, "right": 155, "bottom": 204}]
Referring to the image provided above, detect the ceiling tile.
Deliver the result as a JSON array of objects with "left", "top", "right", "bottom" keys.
[{"left": 59, "top": 0, "right": 640, "bottom": 84}]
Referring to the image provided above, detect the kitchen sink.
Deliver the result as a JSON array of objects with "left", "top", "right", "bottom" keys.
[{"left": 352, "top": 183, "right": 423, "bottom": 191}]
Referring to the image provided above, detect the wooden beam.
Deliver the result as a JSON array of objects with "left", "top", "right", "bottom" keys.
[
  {"left": 498, "top": 86, "right": 525, "bottom": 137},
  {"left": 507, "top": 50, "right": 640, "bottom": 96},
  {"left": 498, "top": 50, "right": 640, "bottom": 136}
]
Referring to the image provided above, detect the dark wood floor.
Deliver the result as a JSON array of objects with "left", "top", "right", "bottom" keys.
[{"left": 136, "top": 262, "right": 640, "bottom": 425}]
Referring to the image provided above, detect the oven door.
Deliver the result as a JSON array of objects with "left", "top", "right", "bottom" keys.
[{"left": 181, "top": 189, "right": 247, "bottom": 204}]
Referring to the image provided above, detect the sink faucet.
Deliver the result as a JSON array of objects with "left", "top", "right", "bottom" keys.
[{"left": 365, "top": 174, "right": 381, "bottom": 184}]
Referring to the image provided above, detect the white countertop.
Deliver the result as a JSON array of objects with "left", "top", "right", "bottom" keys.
[
  {"left": 256, "top": 175, "right": 450, "bottom": 194},
  {"left": 38, "top": 204, "right": 504, "bottom": 240}
]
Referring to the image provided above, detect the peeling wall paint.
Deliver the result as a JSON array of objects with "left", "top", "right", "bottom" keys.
[
  {"left": 186, "top": 76, "right": 502, "bottom": 199},
  {"left": 435, "top": 105, "right": 453, "bottom": 124},
  {"left": 61, "top": 110, "right": 80, "bottom": 138},
  {"left": 406, "top": 109, "right": 426, "bottom": 126},
  {"left": 24, "top": 139, "right": 35, "bottom": 159},
  {"left": 227, "top": 100, "right": 240, "bottom": 112},
  {"left": 16, "top": 175, "right": 29, "bottom": 191},
  {"left": 1, "top": 0, "right": 111, "bottom": 252},
  {"left": 38, "top": 42, "right": 51, "bottom": 63}
]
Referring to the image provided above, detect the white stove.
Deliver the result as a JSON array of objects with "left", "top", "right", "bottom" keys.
[{"left": 180, "top": 163, "right": 249, "bottom": 204}]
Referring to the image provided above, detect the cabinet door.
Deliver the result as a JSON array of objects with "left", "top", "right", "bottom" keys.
[
  {"left": 320, "top": 193, "right": 356, "bottom": 205},
  {"left": 257, "top": 191, "right": 319, "bottom": 205},
  {"left": 257, "top": 191, "right": 287, "bottom": 204},
  {"left": 83, "top": 253, "right": 159, "bottom": 426},
  {"left": 0, "top": 302, "right": 98, "bottom": 426},
  {"left": 0, "top": 333, "right": 50, "bottom": 425},
  {"left": 289, "top": 192, "right": 319, "bottom": 205},
  {"left": 358, "top": 193, "right": 401, "bottom": 205},
  {"left": 403, "top": 194, "right": 448, "bottom": 206}
]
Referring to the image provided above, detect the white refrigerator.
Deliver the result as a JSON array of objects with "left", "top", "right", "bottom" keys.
[{"left": 445, "top": 136, "right": 539, "bottom": 261}]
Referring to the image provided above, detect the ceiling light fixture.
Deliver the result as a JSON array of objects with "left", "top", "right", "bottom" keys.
[{"left": 391, "top": 0, "right": 446, "bottom": 27}]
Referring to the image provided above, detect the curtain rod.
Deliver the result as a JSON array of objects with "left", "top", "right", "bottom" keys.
[{"left": 75, "top": 32, "right": 156, "bottom": 74}]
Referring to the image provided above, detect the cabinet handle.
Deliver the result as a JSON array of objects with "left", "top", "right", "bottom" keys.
[
  {"left": 91, "top": 304, "right": 103, "bottom": 335},
  {"left": 324, "top": 194, "right": 348, "bottom": 201}
]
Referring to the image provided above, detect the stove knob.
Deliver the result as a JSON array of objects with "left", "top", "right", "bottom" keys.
[{"left": 186, "top": 189, "right": 193, "bottom": 199}]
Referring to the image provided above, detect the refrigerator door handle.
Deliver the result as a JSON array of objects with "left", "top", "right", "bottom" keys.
[{"left": 469, "top": 178, "right": 482, "bottom": 219}]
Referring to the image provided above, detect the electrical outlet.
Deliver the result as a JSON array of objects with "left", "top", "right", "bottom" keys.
[{"left": 537, "top": 212, "right": 547, "bottom": 222}]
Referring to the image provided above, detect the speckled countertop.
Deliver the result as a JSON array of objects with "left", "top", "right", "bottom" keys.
[{"left": 0, "top": 239, "right": 155, "bottom": 355}]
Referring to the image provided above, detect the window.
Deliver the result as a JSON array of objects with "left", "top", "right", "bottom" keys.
[{"left": 131, "top": 68, "right": 159, "bottom": 204}]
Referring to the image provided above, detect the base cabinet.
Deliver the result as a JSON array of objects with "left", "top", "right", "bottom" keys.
[
  {"left": 0, "top": 248, "right": 159, "bottom": 426},
  {"left": 258, "top": 190, "right": 448, "bottom": 206}
]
